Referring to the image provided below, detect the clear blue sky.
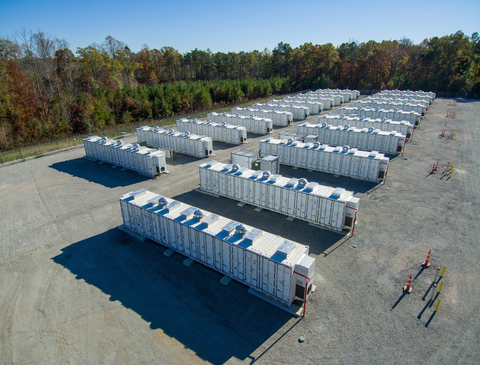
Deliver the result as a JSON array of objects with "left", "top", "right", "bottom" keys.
[{"left": 1, "top": 0, "right": 478, "bottom": 54}]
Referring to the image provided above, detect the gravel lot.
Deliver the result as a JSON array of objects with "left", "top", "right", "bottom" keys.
[{"left": 0, "top": 97, "right": 479, "bottom": 365}]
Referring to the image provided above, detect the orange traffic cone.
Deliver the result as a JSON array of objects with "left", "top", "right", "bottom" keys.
[
  {"left": 404, "top": 273, "right": 413, "bottom": 293},
  {"left": 423, "top": 249, "right": 431, "bottom": 267}
]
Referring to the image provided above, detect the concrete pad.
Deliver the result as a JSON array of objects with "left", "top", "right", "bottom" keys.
[
  {"left": 220, "top": 276, "right": 232, "bottom": 286},
  {"left": 118, "top": 224, "right": 146, "bottom": 242},
  {"left": 247, "top": 288, "right": 303, "bottom": 317},
  {"left": 286, "top": 216, "right": 295, "bottom": 221},
  {"left": 254, "top": 207, "right": 263, "bottom": 212},
  {"left": 163, "top": 248, "right": 175, "bottom": 257},
  {"left": 237, "top": 202, "right": 246, "bottom": 207},
  {"left": 183, "top": 258, "right": 195, "bottom": 267}
]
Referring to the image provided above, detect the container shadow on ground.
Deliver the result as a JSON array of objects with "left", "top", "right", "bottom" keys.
[
  {"left": 173, "top": 189, "right": 343, "bottom": 255},
  {"left": 278, "top": 165, "right": 379, "bottom": 195},
  {"left": 212, "top": 141, "right": 238, "bottom": 151},
  {"left": 49, "top": 158, "right": 150, "bottom": 188},
  {"left": 164, "top": 153, "right": 207, "bottom": 166},
  {"left": 52, "top": 228, "right": 290, "bottom": 365}
]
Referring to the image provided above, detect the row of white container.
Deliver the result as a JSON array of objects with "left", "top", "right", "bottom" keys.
[
  {"left": 259, "top": 138, "right": 390, "bottom": 183},
  {"left": 305, "top": 90, "right": 354, "bottom": 103},
  {"left": 317, "top": 114, "right": 414, "bottom": 139},
  {"left": 199, "top": 161, "right": 359, "bottom": 233},
  {"left": 267, "top": 99, "right": 323, "bottom": 114},
  {"left": 337, "top": 106, "right": 421, "bottom": 126},
  {"left": 83, "top": 136, "right": 167, "bottom": 177},
  {"left": 364, "top": 96, "right": 430, "bottom": 110},
  {"left": 353, "top": 100, "right": 426, "bottom": 115},
  {"left": 375, "top": 90, "right": 435, "bottom": 103},
  {"left": 176, "top": 118, "right": 247, "bottom": 145},
  {"left": 298, "top": 93, "right": 343, "bottom": 106},
  {"left": 283, "top": 95, "right": 334, "bottom": 110},
  {"left": 251, "top": 103, "right": 310, "bottom": 120},
  {"left": 120, "top": 189, "right": 315, "bottom": 307},
  {"left": 207, "top": 112, "right": 273, "bottom": 134},
  {"left": 309, "top": 88, "right": 361, "bottom": 100},
  {"left": 137, "top": 126, "right": 213, "bottom": 158},
  {"left": 297, "top": 123, "right": 406, "bottom": 155},
  {"left": 231, "top": 107, "right": 293, "bottom": 126}
]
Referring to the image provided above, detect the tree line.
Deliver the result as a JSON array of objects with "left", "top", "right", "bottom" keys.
[{"left": 0, "top": 30, "right": 479, "bottom": 151}]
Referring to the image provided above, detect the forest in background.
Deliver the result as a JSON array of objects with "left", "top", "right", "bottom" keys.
[{"left": 0, "top": 30, "right": 479, "bottom": 151}]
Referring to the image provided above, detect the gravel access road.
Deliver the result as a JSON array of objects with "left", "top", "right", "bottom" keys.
[{"left": 0, "top": 97, "right": 478, "bottom": 364}]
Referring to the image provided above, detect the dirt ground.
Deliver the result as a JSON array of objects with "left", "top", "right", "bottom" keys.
[{"left": 0, "top": 97, "right": 479, "bottom": 365}]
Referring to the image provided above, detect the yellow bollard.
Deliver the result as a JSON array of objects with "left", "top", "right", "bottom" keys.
[
  {"left": 440, "top": 265, "right": 446, "bottom": 278},
  {"left": 434, "top": 299, "right": 441, "bottom": 312},
  {"left": 452, "top": 130, "right": 455, "bottom": 139},
  {"left": 450, "top": 163, "right": 454, "bottom": 178},
  {"left": 438, "top": 281, "right": 444, "bottom": 294},
  {"left": 454, "top": 112, "right": 456, "bottom": 118}
]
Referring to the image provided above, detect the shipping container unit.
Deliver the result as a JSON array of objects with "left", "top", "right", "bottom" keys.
[
  {"left": 309, "top": 89, "right": 360, "bottom": 101},
  {"left": 259, "top": 155, "right": 280, "bottom": 175},
  {"left": 251, "top": 103, "right": 310, "bottom": 120},
  {"left": 231, "top": 149, "right": 259, "bottom": 169},
  {"left": 278, "top": 131, "right": 302, "bottom": 141},
  {"left": 362, "top": 96, "right": 430, "bottom": 110},
  {"left": 283, "top": 95, "right": 334, "bottom": 110},
  {"left": 199, "top": 161, "right": 359, "bottom": 233},
  {"left": 337, "top": 107, "right": 421, "bottom": 126},
  {"left": 119, "top": 189, "right": 316, "bottom": 307},
  {"left": 296, "top": 123, "right": 406, "bottom": 155},
  {"left": 176, "top": 118, "right": 247, "bottom": 145},
  {"left": 207, "top": 112, "right": 273, "bottom": 134},
  {"left": 268, "top": 99, "right": 323, "bottom": 115},
  {"left": 231, "top": 107, "right": 293, "bottom": 126},
  {"left": 83, "top": 136, "right": 167, "bottom": 177},
  {"left": 352, "top": 100, "right": 426, "bottom": 115},
  {"left": 317, "top": 114, "right": 414, "bottom": 140},
  {"left": 259, "top": 138, "right": 390, "bottom": 183},
  {"left": 376, "top": 90, "right": 435, "bottom": 104},
  {"left": 137, "top": 126, "right": 213, "bottom": 158}
]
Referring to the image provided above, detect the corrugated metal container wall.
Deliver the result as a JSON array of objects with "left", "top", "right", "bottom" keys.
[
  {"left": 297, "top": 123, "right": 406, "bottom": 155},
  {"left": 120, "top": 189, "right": 316, "bottom": 307},
  {"left": 259, "top": 139, "right": 390, "bottom": 183},
  {"left": 137, "top": 126, "right": 213, "bottom": 158},
  {"left": 176, "top": 118, "right": 247, "bottom": 145},
  {"left": 206, "top": 112, "right": 273, "bottom": 134},
  {"left": 231, "top": 107, "right": 293, "bottom": 126},
  {"left": 317, "top": 115, "right": 414, "bottom": 140},
  {"left": 255, "top": 102, "right": 309, "bottom": 120},
  {"left": 199, "top": 161, "right": 359, "bottom": 232},
  {"left": 338, "top": 107, "right": 421, "bottom": 126},
  {"left": 83, "top": 136, "right": 167, "bottom": 176}
]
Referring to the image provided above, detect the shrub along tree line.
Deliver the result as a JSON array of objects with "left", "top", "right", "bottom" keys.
[{"left": 0, "top": 30, "right": 479, "bottom": 150}]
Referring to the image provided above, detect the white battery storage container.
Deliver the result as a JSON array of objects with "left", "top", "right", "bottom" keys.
[
  {"left": 297, "top": 123, "right": 406, "bottom": 155},
  {"left": 119, "top": 189, "right": 316, "bottom": 307},
  {"left": 252, "top": 102, "right": 309, "bottom": 120},
  {"left": 271, "top": 100, "right": 323, "bottom": 114},
  {"left": 207, "top": 112, "right": 273, "bottom": 134},
  {"left": 278, "top": 131, "right": 302, "bottom": 141},
  {"left": 353, "top": 100, "right": 426, "bottom": 115},
  {"left": 231, "top": 107, "right": 293, "bottom": 126},
  {"left": 137, "top": 126, "right": 213, "bottom": 158},
  {"left": 338, "top": 107, "right": 421, "bottom": 126},
  {"left": 231, "top": 149, "right": 259, "bottom": 169},
  {"left": 83, "top": 136, "right": 167, "bottom": 176},
  {"left": 199, "top": 161, "right": 359, "bottom": 232},
  {"left": 317, "top": 115, "right": 414, "bottom": 140},
  {"left": 284, "top": 95, "right": 334, "bottom": 110},
  {"left": 176, "top": 118, "right": 247, "bottom": 145},
  {"left": 259, "top": 138, "right": 390, "bottom": 183}
]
